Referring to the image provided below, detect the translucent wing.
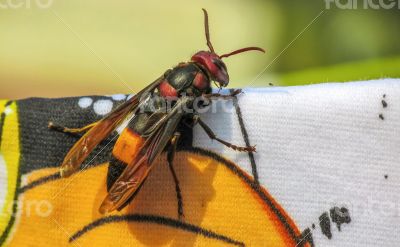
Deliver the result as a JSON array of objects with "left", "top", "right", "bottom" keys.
[
  {"left": 59, "top": 77, "right": 164, "bottom": 177},
  {"left": 99, "top": 97, "right": 191, "bottom": 213}
]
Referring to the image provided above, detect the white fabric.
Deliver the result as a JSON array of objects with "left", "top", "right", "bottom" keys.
[
  {"left": 194, "top": 79, "right": 400, "bottom": 246},
  {"left": 0, "top": 153, "right": 8, "bottom": 217}
]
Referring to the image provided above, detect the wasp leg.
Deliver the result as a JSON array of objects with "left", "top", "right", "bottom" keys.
[
  {"left": 202, "top": 88, "right": 242, "bottom": 100},
  {"left": 48, "top": 121, "right": 98, "bottom": 135},
  {"left": 167, "top": 132, "right": 184, "bottom": 220},
  {"left": 197, "top": 117, "right": 256, "bottom": 153}
]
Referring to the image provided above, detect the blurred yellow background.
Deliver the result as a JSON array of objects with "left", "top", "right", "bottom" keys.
[{"left": 1, "top": 0, "right": 399, "bottom": 99}]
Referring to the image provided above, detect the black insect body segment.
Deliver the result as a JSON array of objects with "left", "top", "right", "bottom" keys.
[{"left": 49, "top": 9, "right": 265, "bottom": 218}]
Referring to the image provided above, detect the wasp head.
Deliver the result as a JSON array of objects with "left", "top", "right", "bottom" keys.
[
  {"left": 191, "top": 9, "right": 265, "bottom": 89},
  {"left": 191, "top": 51, "right": 229, "bottom": 87}
]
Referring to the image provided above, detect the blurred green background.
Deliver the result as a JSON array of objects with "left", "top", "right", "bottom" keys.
[{"left": 0, "top": 0, "right": 399, "bottom": 99}]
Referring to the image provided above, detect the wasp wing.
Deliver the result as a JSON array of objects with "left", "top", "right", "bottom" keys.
[
  {"left": 59, "top": 77, "right": 164, "bottom": 178},
  {"left": 99, "top": 97, "right": 191, "bottom": 213}
]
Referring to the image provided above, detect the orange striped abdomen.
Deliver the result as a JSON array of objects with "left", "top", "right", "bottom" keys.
[{"left": 112, "top": 128, "right": 145, "bottom": 164}]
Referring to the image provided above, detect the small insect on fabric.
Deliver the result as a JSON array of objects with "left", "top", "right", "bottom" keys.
[{"left": 49, "top": 9, "right": 265, "bottom": 219}]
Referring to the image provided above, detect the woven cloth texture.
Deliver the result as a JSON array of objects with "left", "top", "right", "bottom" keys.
[{"left": 0, "top": 79, "right": 399, "bottom": 246}]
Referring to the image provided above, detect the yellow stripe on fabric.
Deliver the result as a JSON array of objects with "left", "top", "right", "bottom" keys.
[{"left": 0, "top": 101, "right": 20, "bottom": 235}]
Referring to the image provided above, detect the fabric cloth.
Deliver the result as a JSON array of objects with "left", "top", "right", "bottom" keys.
[{"left": 0, "top": 79, "right": 399, "bottom": 246}]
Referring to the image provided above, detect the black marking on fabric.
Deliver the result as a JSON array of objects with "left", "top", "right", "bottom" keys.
[
  {"left": 18, "top": 172, "right": 60, "bottom": 194},
  {"left": 319, "top": 212, "right": 332, "bottom": 239},
  {"left": 17, "top": 164, "right": 105, "bottom": 193},
  {"left": 384, "top": 174, "right": 388, "bottom": 179},
  {"left": 231, "top": 89, "right": 259, "bottom": 185},
  {"left": 379, "top": 114, "right": 384, "bottom": 120},
  {"left": 382, "top": 99, "right": 388, "bottom": 108},
  {"left": 312, "top": 223, "right": 315, "bottom": 229},
  {"left": 69, "top": 214, "right": 245, "bottom": 246},
  {"left": 297, "top": 228, "right": 314, "bottom": 247},
  {"left": 329, "top": 207, "right": 351, "bottom": 231},
  {"left": 180, "top": 147, "right": 300, "bottom": 244},
  {"left": 0, "top": 101, "right": 13, "bottom": 148},
  {"left": 0, "top": 114, "right": 5, "bottom": 148},
  {"left": 0, "top": 113, "right": 5, "bottom": 148}
]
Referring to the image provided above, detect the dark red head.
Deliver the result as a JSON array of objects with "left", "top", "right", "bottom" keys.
[{"left": 191, "top": 9, "right": 265, "bottom": 88}]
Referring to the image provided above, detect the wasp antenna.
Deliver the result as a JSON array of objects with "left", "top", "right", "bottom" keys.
[
  {"left": 220, "top": 47, "right": 265, "bottom": 59},
  {"left": 202, "top": 8, "right": 215, "bottom": 53}
]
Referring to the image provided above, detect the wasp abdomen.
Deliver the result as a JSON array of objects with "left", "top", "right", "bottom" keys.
[{"left": 112, "top": 128, "right": 145, "bottom": 165}]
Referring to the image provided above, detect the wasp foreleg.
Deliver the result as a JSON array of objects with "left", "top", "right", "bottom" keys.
[
  {"left": 167, "top": 132, "right": 184, "bottom": 220},
  {"left": 202, "top": 88, "right": 242, "bottom": 100},
  {"left": 197, "top": 117, "right": 256, "bottom": 153}
]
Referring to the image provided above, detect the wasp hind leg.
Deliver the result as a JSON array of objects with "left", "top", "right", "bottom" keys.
[
  {"left": 48, "top": 121, "right": 98, "bottom": 136},
  {"left": 167, "top": 132, "right": 184, "bottom": 220}
]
